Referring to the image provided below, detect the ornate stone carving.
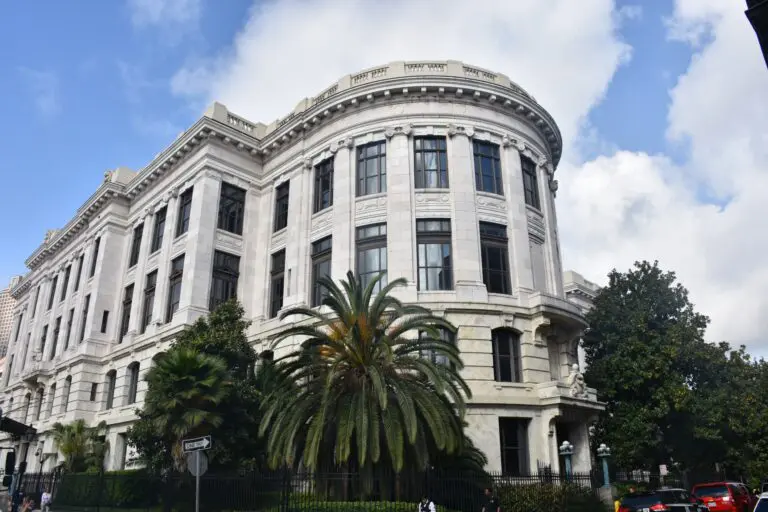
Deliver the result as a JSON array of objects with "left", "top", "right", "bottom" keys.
[
  {"left": 103, "top": 170, "right": 114, "bottom": 183},
  {"left": 566, "top": 364, "right": 588, "bottom": 398},
  {"left": 415, "top": 192, "right": 450, "bottom": 204},
  {"left": 344, "top": 137, "right": 354, "bottom": 149},
  {"left": 516, "top": 140, "right": 526, "bottom": 152},
  {"left": 303, "top": 158, "right": 313, "bottom": 170},
  {"left": 549, "top": 179, "right": 559, "bottom": 193},
  {"left": 215, "top": 231, "right": 244, "bottom": 250},
  {"left": 502, "top": 135, "right": 515, "bottom": 148}
]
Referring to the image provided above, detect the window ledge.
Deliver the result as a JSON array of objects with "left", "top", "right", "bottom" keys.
[
  {"left": 216, "top": 228, "right": 243, "bottom": 239},
  {"left": 493, "top": 382, "right": 531, "bottom": 390},
  {"left": 311, "top": 208, "right": 332, "bottom": 220},
  {"left": 355, "top": 192, "right": 387, "bottom": 202},
  {"left": 414, "top": 188, "right": 449, "bottom": 194},
  {"left": 476, "top": 190, "right": 505, "bottom": 199},
  {"left": 525, "top": 204, "right": 543, "bottom": 216}
]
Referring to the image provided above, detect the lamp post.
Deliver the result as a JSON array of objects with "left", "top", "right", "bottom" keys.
[
  {"left": 559, "top": 441, "right": 574, "bottom": 480},
  {"left": 597, "top": 443, "right": 611, "bottom": 487}
]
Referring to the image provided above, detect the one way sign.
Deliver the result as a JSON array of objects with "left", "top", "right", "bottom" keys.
[{"left": 182, "top": 436, "right": 212, "bottom": 453}]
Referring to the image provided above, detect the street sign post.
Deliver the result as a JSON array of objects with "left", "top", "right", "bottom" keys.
[{"left": 181, "top": 436, "right": 212, "bottom": 512}]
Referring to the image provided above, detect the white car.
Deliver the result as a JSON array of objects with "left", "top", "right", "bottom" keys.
[{"left": 755, "top": 492, "right": 768, "bottom": 512}]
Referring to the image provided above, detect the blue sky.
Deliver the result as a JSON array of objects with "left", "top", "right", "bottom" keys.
[{"left": 1, "top": 0, "right": 766, "bottom": 351}]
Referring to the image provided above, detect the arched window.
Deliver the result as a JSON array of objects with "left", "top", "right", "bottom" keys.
[
  {"left": 419, "top": 328, "right": 456, "bottom": 367},
  {"left": 61, "top": 376, "right": 72, "bottom": 413},
  {"left": 35, "top": 388, "right": 44, "bottom": 421},
  {"left": 491, "top": 329, "right": 522, "bottom": 383},
  {"left": 127, "top": 362, "right": 140, "bottom": 405},
  {"left": 105, "top": 370, "right": 117, "bottom": 410},
  {"left": 47, "top": 383, "right": 56, "bottom": 419},
  {"left": 151, "top": 352, "right": 166, "bottom": 367}
]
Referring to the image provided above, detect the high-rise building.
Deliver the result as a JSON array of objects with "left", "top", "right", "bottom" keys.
[
  {"left": 0, "top": 276, "right": 22, "bottom": 357},
  {"left": 1, "top": 61, "right": 603, "bottom": 474}
]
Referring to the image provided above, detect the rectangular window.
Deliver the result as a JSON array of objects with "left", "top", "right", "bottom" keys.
[
  {"left": 313, "top": 159, "right": 334, "bottom": 213},
  {"left": 414, "top": 137, "right": 449, "bottom": 189},
  {"left": 40, "top": 325, "right": 48, "bottom": 360},
  {"left": 418, "top": 328, "right": 455, "bottom": 367},
  {"left": 210, "top": 251, "right": 240, "bottom": 310},
  {"left": 142, "top": 271, "right": 157, "bottom": 334},
  {"left": 129, "top": 223, "right": 144, "bottom": 268},
  {"left": 311, "top": 236, "right": 332, "bottom": 307},
  {"left": 79, "top": 294, "right": 90, "bottom": 342},
  {"left": 90, "top": 238, "right": 101, "bottom": 278},
  {"left": 100, "top": 311, "right": 109, "bottom": 334},
  {"left": 61, "top": 265, "right": 71, "bottom": 301},
  {"left": 473, "top": 141, "right": 503, "bottom": 195},
  {"left": 166, "top": 255, "right": 185, "bottom": 322},
  {"left": 499, "top": 418, "right": 529, "bottom": 476},
  {"left": 218, "top": 183, "right": 246, "bottom": 235},
  {"left": 13, "top": 313, "right": 23, "bottom": 343},
  {"left": 127, "top": 364, "right": 140, "bottom": 404},
  {"left": 120, "top": 284, "right": 134, "bottom": 342},
  {"left": 356, "top": 223, "right": 387, "bottom": 292},
  {"left": 357, "top": 141, "right": 387, "bottom": 196},
  {"left": 50, "top": 317, "right": 61, "bottom": 360},
  {"left": 75, "top": 254, "right": 84, "bottom": 291},
  {"left": 273, "top": 182, "right": 290, "bottom": 232},
  {"left": 64, "top": 308, "right": 74, "bottom": 350},
  {"left": 416, "top": 219, "right": 453, "bottom": 291},
  {"left": 105, "top": 372, "right": 116, "bottom": 410},
  {"left": 47, "top": 276, "right": 58, "bottom": 310},
  {"left": 480, "top": 222, "right": 511, "bottom": 294},
  {"left": 521, "top": 156, "right": 540, "bottom": 209},
  {"left": 32, "top": 286, "right": 40, "bottom": 318},
  {"left": 89, "top": 383, "right": 98, "bottom": 402},
  {"left": 151, "top": 207, "right": 167, "bottom": 253},
  {"left": 269, "top": 250, "right": 286, "bottom": 319},
  {"left": 176, "top": 188, "right": 193, "bottom": 237}
]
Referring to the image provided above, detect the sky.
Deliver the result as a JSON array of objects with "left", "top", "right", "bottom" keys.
[{"left": 0, "top": 0, "right": 766, "bottom": 355}]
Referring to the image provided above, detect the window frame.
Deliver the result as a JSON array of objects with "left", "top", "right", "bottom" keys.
[
  {"left": 128, "top": 223, "right": 144, "bottom": 268},
  {"left": 105, "top": 370, "right": 117, "bottom": 410},
  {"left": 356, "top": 223, "right": 388, "bottom": 293},
  {"left": 492, "top": 329, "right": 522, "bottom": 383},
  {"left": 151, "top": 207, "right": 167, "bottom": 253},
  {"left": 79, "top": 294, "right": 90, "bottom": 342},
  {"left": 40, "top": 325, "right": 48, "bottom": 361},
  {"left": 269, "top": 250, "right": 286, "bottom": 319},
  {"left": 127, "top": 362, "right": 140, "bottom": 405},
  {"left": 61, "top": 265, "right": 71, "bottom": 301},
  {"left": 521, "top": 155, "right": 541, "bottom": 210},
  {"left": 357, "top": 141, "right": 387, "bottom": 196},
  {"left": 47, "top": 276, "right": 58, "bottom": 311},
  {"left": 499, "top": 417, "right": 529, "bottom": 476},
  {"left": 64, "top": 308, "right": 74, "bottom": 350},
  {"left": 166, "top": 255, "right": 185, "bottom": 322},
  {"left": 313, "top": 159, "right": 334, "bottom": 213},
  {"left": 473, "top": 141, "right": 504, "bottom": 195},
  {"left": 176, "top": 188, "right": 194, "bottom": 237},
  {"left": 75, "top": 254, "right": 84, "bottom": 291},
  {"left": 418, "top": 328, "right": 456, "bottom": 367},
  {"left": 142, "top": 270, "right": 157, "bottom": 333},
  {"left": 89, "top": 238, "right": 101, "bottom": 278},
  {"left": 209, "top": 251, "right": 240, "bottom": 310},
  {"left": 273, "top": 182, "right": 290, "bottom": 232},
  {"left": 416, "top": 219, "right": 454, "bottom": 291},
  {"left": 61, "top": 376, "right": 71, "bottom": 413},
  {"left": 311, "top": 236, "right": 333, "bottom": 307},
  {"left": 414, "top": 136, "right": 449, "bottom": 189},
  {"left": 120, "top": 284, "right": 134, "bottom": 343},
  {"left": 217, "top": 182, "right": 246, "bottom": 235},
  {"left": 480, "top": 222, "right": 511, "bottom": 295},
  {"left": 50, "top": 316, "right": 61, "bottom": 361}
]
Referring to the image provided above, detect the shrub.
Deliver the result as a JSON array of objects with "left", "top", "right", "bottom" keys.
[
  {"left": 265, "top": 502, "right": 462, "bottom": 512},
  {"left": 496, "top": 483, "right": 606, "bottom": 512}
]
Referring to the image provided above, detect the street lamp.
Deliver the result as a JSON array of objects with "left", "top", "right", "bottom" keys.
[
  {"left": 597, "top": 443, "right": 611, "bottom": 487},
  {"left": 559, "top": 441, "right": 574, "bottom": 479}
]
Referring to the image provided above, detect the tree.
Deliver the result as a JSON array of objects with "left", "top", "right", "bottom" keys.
[
  {"left": 582, "top": 261, "right": 710, "bottom": 469},
  {"left": 260, "top": 271, "right": 473, "bottom": 474},
  {"left": 51, "top": 419, "right": 108, "bottom": 473}
]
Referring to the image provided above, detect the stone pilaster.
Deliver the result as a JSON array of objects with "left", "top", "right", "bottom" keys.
[
  {"left": 151, "top": 191, "right": 181, "bottom": 330},
  {"left": 448, "top": 126, "right": 487, "bottom": 302},
  {"left": 502, "top": 140, "right": 535, "bottom": 292},
  {"left": 178, "top": 171, "right": 222, "bottom": 324},
  {"left": 248, "top": 186, "right": 272, "bottom": 320},
  {"left": 125, "top": 209, "right": 155, "bottom": 340},
  {"left": 331, "top": 139, "right": 355, "bottom": 279},
  {"left": 538, "top": 159, "right": 564, "bottom": 296},
  {"left": 283, "top": 167, "right": 311, "bottom": 308}
]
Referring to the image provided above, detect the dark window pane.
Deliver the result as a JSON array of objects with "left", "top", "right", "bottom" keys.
[
  {"left": 274, "top": 182, "right": 290, "bottom": 231},
  {"left": 166, "top": 255, "right": 185, "bottom": 322},
  {"left": 473, "top": 141, "right": 503, "bottom": 195},
  {"left": 480, "top": 222, "right": 510, "bottom": 294},
  {"left": 270, "top": 249, "right": 286, "bottom": 319},
  {"left": 521, "top": 156, "right": 541, "bottom": 209},
  {"left": 210, "top": 251, "right": 240, "bottom": 310},
  {"left": 414, "top": 136, "right": 449, "bottom": 189},
  {"left": 151, "top": 207, "right": 167, "bottom": 253},
  {"left": 314, "top": 159, "right": 334, "bottom": 213},
  {"left": 218, "top": 183, "right": 246, "bottom": 235},
  {"left": 141, "top": 271, "right": 157, "bottom": 334},
  {"left": 357, "top": 141, "right": 387, "bottom": 196},
  {"left": 129, "top": 223, "right": 144, "bottom": 267},
  {"left": 416, "top": 219, "right": 453, "bottom": 291},
  {"left": 311, "top": 237, "right": 332, "bottom": 307},
  {"left": 492, "top": 330, "right": 521, "bottom": 383},
  {"left": 90, "top": 238, "right": 100, "bottom": 277},
  {"left": 176, "top": 188, "right": 194, "bottom": 236}
]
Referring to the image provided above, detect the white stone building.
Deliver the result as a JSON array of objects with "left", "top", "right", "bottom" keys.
[{"left": 0, "top": 61, "right": 603, "bottom": 475}]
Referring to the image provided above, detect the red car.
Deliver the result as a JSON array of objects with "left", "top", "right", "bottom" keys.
[{"left": 691, "top": 482, "right": 755, "bottom": 512}]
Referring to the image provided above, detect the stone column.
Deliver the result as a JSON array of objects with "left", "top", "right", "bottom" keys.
[
  {"left": 88, "top": 226, "right": 123, "bottom": 346},
  {"left": 248, "top": 186, "right": 273, "bottom": 321},
  {"left": 283, "top": 167, "right": 312, "bottom": 308},
  {"left": 179, "top": 171, "right": 222, "bottom": 325},
  {"left": 448, "top": 126, "right": 487, "bottom": 302},
  {"left": 502, "top": 138, "right": 535, "bottom": 292},
  {"left": 151, "top": 192, "right": 180, "bottom": 329},
  {"left": 538, "top": 159, "right": 564, "bottom": 296},
  {"left": 331, "top": 139, "right": 355, "bottom": 279}
]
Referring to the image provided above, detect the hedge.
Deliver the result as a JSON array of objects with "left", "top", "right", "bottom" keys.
[{"left": 496, "top": 483, "right": 607, "bottom": 512}]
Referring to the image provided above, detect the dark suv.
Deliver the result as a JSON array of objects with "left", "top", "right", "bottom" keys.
[{"left": 619, "top": 488, "right": 707, "bottom": 512}]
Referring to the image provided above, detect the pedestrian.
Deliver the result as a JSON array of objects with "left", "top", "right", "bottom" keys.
[
  {"left": 482, "top": 487, "right": 501, "bottom": 512},
  {"left": 418, "top": 495, "right": 436, "bottom": 512},
  {"left": 19, "top": 497, "right": 34, "bottom": 512},
  {"left": 40, "top": 489, "right": 52, "bottom": 512}
]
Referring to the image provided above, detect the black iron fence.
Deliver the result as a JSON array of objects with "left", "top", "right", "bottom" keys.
[{"left": 12, "top": 468, "right": 606, "bottom": 512}]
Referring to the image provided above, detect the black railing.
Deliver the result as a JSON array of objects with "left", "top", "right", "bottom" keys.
[{"left": 15, "top": 468, "right": 606, "bottom": 512}]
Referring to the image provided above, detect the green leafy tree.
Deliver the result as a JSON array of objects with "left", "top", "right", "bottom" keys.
[
  {"left": 261, "top": 271, "right": 472, "bottom": 474},
  {"left": 582, "top": 261, "right": 711, "bottom": 469},
  {"left": 51, "top": 419, "right": 108, "bottom": 473}
]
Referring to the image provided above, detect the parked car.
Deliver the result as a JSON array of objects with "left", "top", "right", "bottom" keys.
[
  {"left": 754, "top": 492, "right": 768, "bottom": 511},
  {"left": 618, "top": 488, "right": 707, "bottom": 511},
  {"left": 691, "top": 482, "right": 754, "bottom": 512}
]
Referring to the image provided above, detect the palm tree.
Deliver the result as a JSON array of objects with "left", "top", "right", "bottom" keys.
[
  {"left": 260, "top": 271, "right": 472, "bottom": 474},
  {"left": 51, "top": 419, "right": 108, "bottom": 473},
  {"left": 142, "top": 348, "right": 231, "bottom": 465}
]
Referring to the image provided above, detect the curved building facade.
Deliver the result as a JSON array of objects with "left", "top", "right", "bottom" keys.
[{"left": 1, "top": 61, "right": 602, "bottom": 475}]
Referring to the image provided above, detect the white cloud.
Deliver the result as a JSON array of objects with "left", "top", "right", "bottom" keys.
[
  {"left": 18, "top": 67, "right": 60, "bottom": 118},
  {"left": 171, "top": 0, "right": 768, "bottom": 353},
  {"left": 127, "top": 0, "right": 202, "bottom": 28}
]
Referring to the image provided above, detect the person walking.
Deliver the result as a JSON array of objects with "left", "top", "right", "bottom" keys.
[
  {"left": 482, "top": 487, "right": 501, "bottom": 512},
  {"left": 40, "top": 490, "right": 51, "bottom": 512},
  {"left": 418, "top": 495, "right": 436, "bottom": 512}
]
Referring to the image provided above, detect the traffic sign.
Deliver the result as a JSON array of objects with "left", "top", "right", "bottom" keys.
[
  {"left": 182, "top": 436, "right": 212, "bottom": 453},
  {"left": 186, "top": 451, "right": 208, "bottom": 477}
]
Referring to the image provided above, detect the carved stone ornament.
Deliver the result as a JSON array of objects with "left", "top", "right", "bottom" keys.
[
  {"left": 538, "top": 155, "right": 548, "bottom": 167},
  {"left": 303, "top": 158, "right": 313, "bottom": 170},
  {"left": 516, "top": 140, "right": 526, "bottom": 152},
  {"left": 344, "top": 137, "right": 354, "bottom": 149},
  {"left": 566, "top": 363, "right": 588, "bottom": 399},
  {"left": 385, "top": 124, "right": 413, "bottom": 139},
  {"left": 384, "top": 127, "right": 396, "bottom": 139},
  {"left": 502, "top": 135, "right": 514, "bottom": 148},
  {"left": 103, "top": 170, "right": 114, "bottom": 183},
  {"left": 329, "top": 142, "right": 339, "bottom": 154},
  {"left": 549, "top": 179, "right": 559, "bottom": 193}
]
